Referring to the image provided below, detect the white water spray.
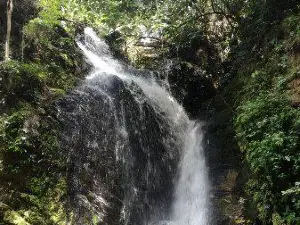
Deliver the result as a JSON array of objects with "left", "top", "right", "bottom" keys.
[
  {"left": 171, "top": 122, "right": 211, "bottom": 225},
  {"left": 75, "top": 28, "right": 211, "bottom": 225}
]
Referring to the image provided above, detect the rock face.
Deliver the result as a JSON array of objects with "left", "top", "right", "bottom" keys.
[
  {"left": 162, "top": 59, "right": 246, "bottom": 223},
  {"left": 158, "top": 58, "right": 247, "bottom": 224},
  {"left": 57, "top": 75, "right": 181, "bottom": 225},
  {"left": 199, "top": 95, "right": 247, "bottom": 224},
  {"left": 165, "top": 61, "right": 217, "bottom": 118},
  {"left": 57, "top": 29, "right": 244, "bottom": 224}
]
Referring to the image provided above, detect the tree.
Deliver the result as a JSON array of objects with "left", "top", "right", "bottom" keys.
[{"left": 4, "top": 0, "right": 13, "bottom": 61}]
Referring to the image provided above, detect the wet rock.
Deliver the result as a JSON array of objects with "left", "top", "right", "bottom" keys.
[
  {"left": 57, "top": 75, "right": 180, "bottom": 225},
  {"left": 198, "top": 94, "right": 249, "bottom": 225},
  {"left": 166, "top": 61, "right": 217, "bottom": 118},
  {"left": 105, "top": 30, "right": 128, "bottom": 62}
]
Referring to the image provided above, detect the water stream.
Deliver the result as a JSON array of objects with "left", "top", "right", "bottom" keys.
[{"left": 57, "top": 28, "right": 211, "bottom": 225}]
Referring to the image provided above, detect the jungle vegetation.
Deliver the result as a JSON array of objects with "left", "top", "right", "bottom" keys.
[{"left": 0, "top": 0, "right": 299, "bottom": 224}]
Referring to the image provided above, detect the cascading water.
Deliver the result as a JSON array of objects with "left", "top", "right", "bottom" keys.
[
  {"left": 57, "top": 28, "right": 211, "bottom": 225},
  {"left": 171, "top": 123, "right": 210, "bottom": 225}
]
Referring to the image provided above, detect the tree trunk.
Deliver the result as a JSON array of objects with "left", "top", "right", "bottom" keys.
[{"left": 4, "top": 0, "right": 13, "bottom": 61}]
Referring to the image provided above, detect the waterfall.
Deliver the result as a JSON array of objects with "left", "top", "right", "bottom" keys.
[
  {"left": 57, "top": 28, "right": 211, "bottom": 225},
  {"left": 171, "top": 123, "right": 210, "bottom": 225}
]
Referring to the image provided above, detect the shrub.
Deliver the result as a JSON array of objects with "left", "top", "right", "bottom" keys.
[{"left": 235, "top": 93, "right": 300, "bottom": 223}]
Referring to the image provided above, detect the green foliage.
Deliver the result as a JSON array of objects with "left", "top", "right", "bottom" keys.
[
  {"left": 230, "top": 5, "right": 300, "bottom": 224},
  {"left": 272, "top": 213, "right": 282, "bottom": 225},
  {"left": 1, "top": 0, "right": 300, "bottom": 224},
  {"left": 236, "top": 92, "right": 300, "bottom": 223},
  {"left": 0, "top": 104, "right": 67, "bottom": 224},
  {"left": 0, "top": 1, "right": 85, "bottom": 224},
  {"left": 0, "top": 61, "right": 43, "bottom": 107},
  {"left": 0, "top": 102, "right": 68, "bottom": 224},
  {"left": 1, "top": 179, "right": 67, "bottom": 225},
  {"left": 0, "top": 107, "right": 31, "bottom": 154},
  {"left": 282, "top": 182, "right": 300, "bottom": 196},
  {"left": 38, "top": 0, "right": 63, "bottom": 25}
]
